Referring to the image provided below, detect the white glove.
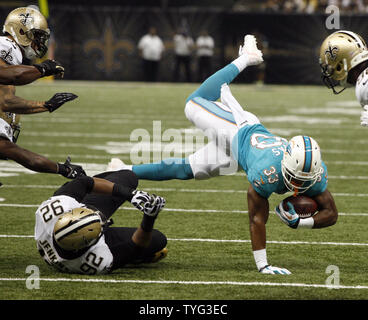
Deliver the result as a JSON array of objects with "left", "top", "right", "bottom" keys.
[
  {"left": 360, "top": 105, "right": 368, "bottom": 127},
  {"left": 259, "top": 265, "right": 291, "bottom": 275},
  {"left": 275, "top": 202, "right": 300, "bottom": 229},
  {"left": 130, "top": 190, "right": 165, "bottom": 217},
  {"left": 145, "top": 194, "right": 166, "bottom": 217}
]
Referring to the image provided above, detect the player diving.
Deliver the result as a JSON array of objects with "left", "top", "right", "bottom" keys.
[{"left": 108, "top": 34, "right": 338, "bottom": 274}]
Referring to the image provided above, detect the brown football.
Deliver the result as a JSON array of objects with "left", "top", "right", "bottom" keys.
[{"left": 282, "top": 195, "right": 318, "bottom": 219}]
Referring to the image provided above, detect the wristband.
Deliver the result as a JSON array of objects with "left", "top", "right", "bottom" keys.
[
  {"left": 297, "top": 217, "right": 314, "bottom": 229},
  {"left": 141, "top": 214, "right": 155, "bottom": 232},
  {"left": 57, "top": 163, "right": 68, "bottom": 176}
]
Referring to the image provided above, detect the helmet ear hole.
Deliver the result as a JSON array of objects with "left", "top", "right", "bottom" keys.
[{"left": 19, "top": 29, "right": 25, "bottom": 35}]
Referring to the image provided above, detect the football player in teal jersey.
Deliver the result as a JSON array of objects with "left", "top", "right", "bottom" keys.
[{"left": 107, "top": 35, "right": 338, "bottom": 274}]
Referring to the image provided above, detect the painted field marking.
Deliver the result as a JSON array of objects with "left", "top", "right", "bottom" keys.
[
  {"left": 1, "top": 234, "right": 367, "bottom": 247},
  {"left": 0, "top": 277, "right": 366, "bottom": 289},
  {"left": 0, "top": 203, "right": 367, "bottom": 216}
]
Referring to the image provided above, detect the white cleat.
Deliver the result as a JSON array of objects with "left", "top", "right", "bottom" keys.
[
  {"left": 106, "top": 158, "right": 132, "bottom": 171},
  {"left": 238, "top": 35, "right": 263, "bottom": 66}
]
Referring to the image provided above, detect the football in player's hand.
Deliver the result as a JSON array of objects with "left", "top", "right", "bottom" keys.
[{"left": 282, "top": 195, "right": 318, "bottom": 218}]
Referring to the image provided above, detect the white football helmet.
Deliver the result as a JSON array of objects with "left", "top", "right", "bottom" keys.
[
  {"left": 3, "top": 7, "right": 50, "bottom": 60},
  {"left": 281, "top": 136, "right": 323, "bottom": 194},
  {"left": 53, "top": 207, "right": 102, "bottom": 252}
]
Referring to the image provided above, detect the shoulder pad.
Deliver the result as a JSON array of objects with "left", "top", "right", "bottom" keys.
[
  {"left": 0, "top": 36, "right": 22, "bottom": 65},
  {"left": 355, "top": 68, "right": 368, "bottom": 106}
]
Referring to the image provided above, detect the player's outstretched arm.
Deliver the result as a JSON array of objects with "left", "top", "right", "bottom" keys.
[
  {"left": 311, "top": 189, "right": 338, "bottom": 228},
  {"left": 247, "top": 185, "right": 291, "bottom": 274},
  {"left": 0, "top": 84, "right": 78, "bottom": 114},
  {"left": 0, "top": 139, "right": 85, "bottom": 179},
  {"left": 0, "top": 59, "right": 65, "bottom": 86}
]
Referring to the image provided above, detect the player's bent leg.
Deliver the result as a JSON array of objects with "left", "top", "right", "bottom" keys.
[
  {"left": 82, "top": 170, "right": 138, "bottom": 220},
  {"left": 186, "top": 35, "right": 263, "bottom": 103},
  {"left": 138, "top": 229, "right": 168, "bottom": 264},
  {"left": 132, "top": 158, "right": 194, "bottom": 181},
  {"left": 105, "top": 227, "right": 167, "bottom": 270},
  {"left": 189, "top": 140, "right": 238, "bottom": 179},
  {"left": 186, "top": 63, "right": 240, "bottom": 102}
]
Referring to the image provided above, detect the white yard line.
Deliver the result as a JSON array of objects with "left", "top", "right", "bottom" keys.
[
  {"left": 0, "top": 203, "right": 367, "bottom": 216},
  {"left": 0, "top": 277, "right": 366, "bottom": 289},
  {"left": 1, "top": 234, "right": 367, "bottom": 247}
]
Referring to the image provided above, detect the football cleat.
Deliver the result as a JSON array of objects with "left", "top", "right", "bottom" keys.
[
  {"left": 259, "top": 265, "right": 291, "bottom": 275},
  {"left": 151, "top": 247, "right": 168, "bottom": 263},
  {"left": 238, "top": 35, "right": 263, "bottom": 66},
  {"left": 106, "top": 158, "right": 132, "bottom": 171}
]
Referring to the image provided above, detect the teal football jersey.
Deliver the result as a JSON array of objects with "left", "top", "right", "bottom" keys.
[{"left": 232, "top": 124, "right": 328, "bottom": 198}]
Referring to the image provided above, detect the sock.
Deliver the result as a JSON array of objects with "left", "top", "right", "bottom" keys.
[
  {"left": 186, "top": 63, "right": 240, "bottom": 103},
  {"left": 253, "top": 249, "right": 268, "bottom": 271},
  {"left": 231, "top": 55, "right": 249, "bottom": 73},
  {"left": 132, "top": 158, "right": 194, "bottom": 181}
]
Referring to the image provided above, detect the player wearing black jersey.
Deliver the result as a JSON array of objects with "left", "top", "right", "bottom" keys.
[{"left": 35, "top": 169, "right": 168, "bottom": 274}]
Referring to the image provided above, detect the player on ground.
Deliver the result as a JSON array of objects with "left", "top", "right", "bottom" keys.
[
  {"left": 35, "top": 169, "right": 167, "bottom": 274},
  {"left": 0, "top": 7, "right": 84, "bottom": 181},
  {"left": 319, "top": 30, "right": 368, "bottom": 126},
  {"left": 108, "top": 35, "right": 338, "bottom": 274}
]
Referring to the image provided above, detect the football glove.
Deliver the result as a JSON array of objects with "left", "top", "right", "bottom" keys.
[
  {"left": 131, "top": 190, "right": 166, "bottom": 217},
  {"left": 275, "top": 201, "right": 300, "bottom": 229},
  {"left": 44, "top": 93, "right": 78, "bottom": 113},
  {"left": 259, "top": 265, "right": 291, "bottom": 275},
  {"left": 57, "top": 156, "right": 86, "bottom": 179},
  {"left": 360, "top": 105, "right": 368, "bottom": 127},
  {"left": 34, "top": 59, "right": 65, "bottom": 78}
]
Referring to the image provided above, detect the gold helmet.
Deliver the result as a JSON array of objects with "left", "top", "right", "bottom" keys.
[
  {"left": 319, "top": 30, "right": 368, "bottom": 94},
  {"left": 53, "top": 208, "right": 102, "bottom": 252},
  {"left": 3, "top": 7, "right": 50, "bottom": 60}
]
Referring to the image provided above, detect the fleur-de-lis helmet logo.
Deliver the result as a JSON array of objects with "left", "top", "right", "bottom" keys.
[
  {"left": 325, "top": 42, "right": 339, "bottom": 61},
  {"left": 19, "top": 13, "right": 34, "bottom": 26}
]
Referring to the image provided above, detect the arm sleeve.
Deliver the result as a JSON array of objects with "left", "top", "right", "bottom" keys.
[{"left": 53, "top": 176, "right": 95, "bottom": 202}]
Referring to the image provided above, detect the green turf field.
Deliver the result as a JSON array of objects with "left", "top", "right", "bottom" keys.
[{"left": 0, "top": 80, "right": 367, "bottom": 300}]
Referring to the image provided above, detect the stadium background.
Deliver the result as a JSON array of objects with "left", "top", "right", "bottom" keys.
[{"left": 1, "top": 0, "right": 368, "bottom": 84}]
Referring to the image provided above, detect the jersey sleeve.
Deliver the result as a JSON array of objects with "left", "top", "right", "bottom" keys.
[
  {"left": 53, "top": 176, "right": 95, "bottom": 202},
  {"left": 355, "top": 69, "right": 368, "bottom": 106},
  {"left": 0, "top": 37, "right": 22, "bottom": 65},
  {"left": 305, "top": 161, "right": 328, "bottom": 198}
]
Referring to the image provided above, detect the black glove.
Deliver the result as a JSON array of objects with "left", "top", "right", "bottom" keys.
[
  {"left": 44, "top": 93, "right": 78, "bottom": 112},
  {"left": 33, "top": 59, "right": 65, "bottom": 78},
  {"left": 57, "top": 156, "right": 86, "bottom": 179}
]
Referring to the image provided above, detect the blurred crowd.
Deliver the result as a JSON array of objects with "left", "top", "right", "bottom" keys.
[{"left": 234, "top": 0, "right": 368, "bottom": 13}]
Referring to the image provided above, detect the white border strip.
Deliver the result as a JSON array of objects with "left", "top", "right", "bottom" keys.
[{"left": 0, "top": 277, "right": 366, "bottom": 289}]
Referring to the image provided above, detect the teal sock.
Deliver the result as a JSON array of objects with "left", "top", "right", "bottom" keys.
[
  {"left": 186, "top": 63, "right": 240, "bottom": 102},
  {"left": 132, "top": 158, "right": 193, "bottom": 181}
]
